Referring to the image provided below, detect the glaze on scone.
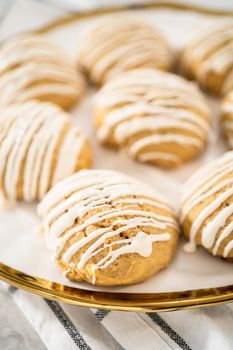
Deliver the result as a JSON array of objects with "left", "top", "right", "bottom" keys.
[
  {"left": 0, "top": 101, "right": 92, "bottom": 205},
  {"left": 38, "top": 169, "right": 179, "bottom": 286},
  {"left": 181, "top": 151, "right": 233, "bottom": 261},
  {"left": 77, "top": 16, "right": 173, "bottom": 86},
  {"left": 222, "top": 91, "right": 233, "bottom": 148},
  {"left": 94, "top": 68, "right": 211, "bottom": 169},
  {"left": 0, "top": 34, "right": 86, "bottom": 108},
  {"left": 179, "top": 22, "right": 233, "bottom": 95}
]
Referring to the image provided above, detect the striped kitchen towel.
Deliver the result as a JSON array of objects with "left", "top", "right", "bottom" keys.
[{"left": 3, "top": 283, "right": 233, "bottom": 350}]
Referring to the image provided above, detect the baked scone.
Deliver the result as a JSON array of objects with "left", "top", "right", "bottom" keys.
[
  {"left": 222, "top": 90, "right": 233, "bottom": 148},
  {"left": 77, "top": 15, "right": 173, "bottom": 86},
  {"left": 179, "top": 22, "right": 233, "bottom": 95},
  {"left": 0, "top": 34, "right": 86, "bottom": 108},
  {"left": 181, "top": 151, "right": 233, "bottom": 261},
  {"left": 0, "top": 101, "right": 92, "bottom": 205},
  {"left": 38, "top": 169, "right": 179, "bottom": 286},
  {"left": 94, "top": 68, "right": 211, "bottom": 169}
]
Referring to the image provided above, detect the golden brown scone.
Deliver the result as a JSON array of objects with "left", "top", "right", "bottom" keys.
[
  {"left": 77, "top": 15, "right": 173, "bottom": 86},
  {"left": 179, "top": 21, "right": 233, "bottom": 95},
  {"left": 38, "top": 169, "right": 179, "bottom": 286},
  {"left": 0, "top": 101, "right": 92, "bottom": 205},
  {"left": 0, "top": 34, "right": 86, "bottom": 109},
  {"left": 181, "top": 151, "right": 233, "bottom": 261},
  {"left": 93, "top": 68, "right": 211, "bottom": 169},
  {"left": 222, "top": 90, "right": 233, "bottom": 148}
]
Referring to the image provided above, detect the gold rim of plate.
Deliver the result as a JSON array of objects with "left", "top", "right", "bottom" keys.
[
  {"left": 0, "top": 1, "right": 233, "bottom": 312},
  {"left": 0, "top": 262, "right": 233, "bottom": 312}
]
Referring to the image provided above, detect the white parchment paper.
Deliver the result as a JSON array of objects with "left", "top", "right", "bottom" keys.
[{"left": 0, "top": 8, "right": 232, "bottom": 293}]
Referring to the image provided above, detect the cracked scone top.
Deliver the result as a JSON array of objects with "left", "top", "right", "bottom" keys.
[
  {"left": 222, "top": 91, "right": 233, "bottom": 148},
  {"left": 181, "top": 151, "right": 233, "bottom": 261},
  {"left": 0, "top": 34, "right": 86, "bottom": 108},
  {"left": 0, "top": 101, "right": 92, "bottom": 205},
  {"left": 179, "top": 22, "right": 233, "bottom": 95},
  {"left": 94, "top": 68, "right": 211, "bottom": 169},
  {"left": 38, "top": 169, "right": 179, "bottom": 286},
  {"left": 77, "top": 15, "right": 173, "bottom": 86}
]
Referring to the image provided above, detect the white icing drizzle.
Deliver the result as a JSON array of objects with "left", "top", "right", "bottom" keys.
[
  {"left": 38, "top": 169, "right": 172, "bottom": 216},
  {"left": 181, "top": 177, "right": 233, "bottom": 223},
  {"left": 0, "top": 35, "right": 62, "bottom": 73},
  {"left": 94, "top": 69, "right": 210, "bottom": 166},
  {"left": 186, "top": 24, "right": 233, "bottom": 64},
  {"left": 84, "top": 231, "right": 171, "bottom": 283},
  {"left": 46, "top": 188, "right": 174, "bottom": 237},
  {"left": 0, "top": 62, "right": 83, "bottom": 106},
  {"left": 52, "top": 130, "right": 84, "bottom": 185},
  {"left": 182, "top": 151, "right": 233, "bottom": 201},
  {"left": 138, "top": 151, "right": 181, "bottom": 165},
  {"left": 62, "top": 269, "right": 71, "bottom": 277},
  {"left": 0, "top": 101, "right": 87, "bottom": 202},
  {"left": 222, "top": 91, "right": 233, "bottom": 148},
  {"left": 114, "top": 116, "right": 208, "bottom": 143},
  {"left": 38, "top": 169, "right": 176, "bottom": 283},
  {"left": 129, "top": 134, "right": 203, "bottom": 158},
  {"left": 181, "top": 22, "right": 233, "bottom": 93},
  {"left": 181, "top": 151, "right": 233, "bottom": 257},
  {"left": 0, "top": 34, "right": 85, "bottom": 106},
  {"left": 23, "top": 108, "right": 60, "bottom": 201},
  {"left": 224, "top": 240, "right": 233, "bottom": 258},
  {"left": 78, "top": 16, "right": 172, "bottom": 84},
  {"left": 199, "top": 41, "right": 233, "bottom": 75}
]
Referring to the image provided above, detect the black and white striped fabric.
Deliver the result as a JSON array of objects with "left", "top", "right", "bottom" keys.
[{"left": 3, "top": 283, "right": 233, "bottom": 350}]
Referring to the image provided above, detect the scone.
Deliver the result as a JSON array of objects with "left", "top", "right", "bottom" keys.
[
  {"left": 0, "top": 101, "right": 92, "bottom": 205},
  {"left": 181, "top": 151, "right": 233, "bottom": 261},
  {"left": 94, "top": 68, "right": 211, "bottom": 169},
  {"left": 77, "top": 15, "right": 173, "bottom": 86},
  {"left": 0, "top": 34, "right": 86, "bottom": 108},
  {"left": 38, "top": 169, "right": 179, "bottom": 286},
  {"left": 179, "top": 22, "right": 233, "bottom": 95},
  {"left": 222, "top": 90, "right": 233, "bottom": 148}
]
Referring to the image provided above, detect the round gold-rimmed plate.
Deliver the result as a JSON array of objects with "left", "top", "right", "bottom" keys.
[
  {"left": 0, "top": 262, "right": 232, "bottom": 312},
  {"left": 0, "top": 1, "right": 233, "bottom": 312}
]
